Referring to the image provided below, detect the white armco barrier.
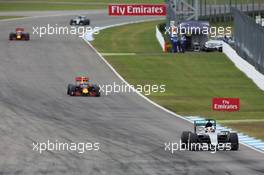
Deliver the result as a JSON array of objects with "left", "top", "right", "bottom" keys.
[
  {"left": 155, "top": 25, "right": 165, "bottom": 52},
  {"left": 223, "top": 42, "right": 264, "bottom": 91}
]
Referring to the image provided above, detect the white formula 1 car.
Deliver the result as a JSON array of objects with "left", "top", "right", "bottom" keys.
[
  {"left": 181, "top": 119, "right": 239, "bottom": 151},
  {"left": 70, "top": 16, "right": 90, "bottom": 26}
]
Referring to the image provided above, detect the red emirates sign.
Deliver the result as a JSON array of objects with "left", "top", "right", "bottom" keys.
[
  {"left": 108, "top": 4, "right": 166, "bottom": 16},
  {"left": 212, "top": 98, "right": 240, "bottom": 112}
]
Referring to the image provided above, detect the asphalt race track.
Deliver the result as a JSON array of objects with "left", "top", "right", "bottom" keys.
[{"left": 0, "top": 10, "right": 264, "bottom": 175}]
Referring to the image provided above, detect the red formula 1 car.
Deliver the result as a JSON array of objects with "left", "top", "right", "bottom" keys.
[
  {"left": 9, "top": 28, "right": 30, "bottom": 41},
  {"left": 67, "top": 77, "right": 100, "bottom": 97}
]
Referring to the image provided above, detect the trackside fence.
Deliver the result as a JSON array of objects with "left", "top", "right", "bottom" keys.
[
  {"left": 232, "top": 7, "right": 264, "bottom": 74},
  {"left": 166, "top": 0, "right": 264, "bottom": 23}
]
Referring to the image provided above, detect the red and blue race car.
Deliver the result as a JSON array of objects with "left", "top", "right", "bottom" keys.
[
  {"left": 67, "top": 77, "right": 100, "bottom": 97},
  {"left": 9, "top": 28, "right": 30, "bottom": 41}
]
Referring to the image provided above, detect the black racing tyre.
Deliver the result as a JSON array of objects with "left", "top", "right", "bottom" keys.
[
  {"left": 9, "top": 33, "right": 15, "bottom": 40},
  {"left": 67, "top": 84, "right": 71, "bottom": 95},
  {"left": 229, "top": 133, "right": 239, "bottom": 151},
  {"left": 181, "top": 131, "right": 191, "bottom": 148},
  {"left": 67, "top": 84, "right": 75, "bottom": 95},
  {"left": 92, "top": 85, "right": 100, "bottom": 97},
  {"left": 189, "top": 133, "right": 198, "bottom": 151},
  {"left": 70, "top": 20, "right": 75, "bottom": 25},
  {"left": 25, "top": 33, "right": 30, "bottom": 41},
  {"left": 95, "top": 86, "right": 100, "bottom": 97}
]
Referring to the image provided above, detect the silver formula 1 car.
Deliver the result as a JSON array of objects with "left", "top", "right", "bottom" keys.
[
  {"left": 70, "top": 16, "right": 90, "bottom": 26},
  {"left": 181, "top": 119, "right": 239, "bottom": 151}
]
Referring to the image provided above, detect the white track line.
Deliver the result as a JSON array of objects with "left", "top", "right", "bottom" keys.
[
  {"left": 83, "top": 20, "right": 264, "bottom": 155},
  {"left": 101, "top": 53, "right": 137, "bottom": 56}
]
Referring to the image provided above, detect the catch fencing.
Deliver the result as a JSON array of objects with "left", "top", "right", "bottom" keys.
[
  {"left": 232, "top": 7, "right": 264, "bottom": 74},
  {"left": 166, "top": 0, "right": 264, "bottom": 22}
]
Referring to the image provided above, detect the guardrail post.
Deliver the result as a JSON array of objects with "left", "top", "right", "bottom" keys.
[{"left": 195, "top": 0, "right": 199, "bottom": 20}]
